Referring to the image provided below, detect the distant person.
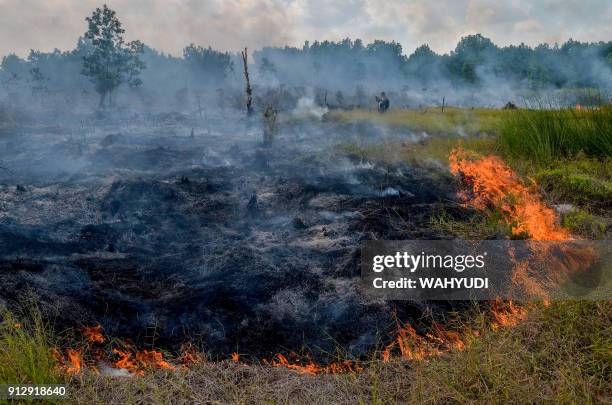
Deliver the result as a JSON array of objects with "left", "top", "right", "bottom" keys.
[{"left": 376, "top": 92, "right": 390, "bottom": 113}]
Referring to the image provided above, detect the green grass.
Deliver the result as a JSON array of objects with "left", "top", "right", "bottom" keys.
[
  {"left": 0, "top": 306, "right": 61, "bottom": 385},
  {"left": 534, "top": 159, "right": 612, "bottom": 205},
  {"left": 335, "top": 135, "right": 497, "bottom": 166},
  {"left": 498, "top": 106, "right": 612, "bottom": 164},
  {"left": 328, "top": 107, "right": 506, "bottom": 136},
  {"left": 561, "top": 209, "right": 608, "bottom": 239}
]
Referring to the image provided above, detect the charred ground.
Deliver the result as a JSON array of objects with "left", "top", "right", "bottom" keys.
[{"left": 0, "top": 113, "right": 473, "bottom": 361}]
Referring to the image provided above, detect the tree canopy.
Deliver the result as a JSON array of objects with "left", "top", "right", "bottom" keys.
[{"left": 81, "top": 4, "right": 145, "bottom": 107}]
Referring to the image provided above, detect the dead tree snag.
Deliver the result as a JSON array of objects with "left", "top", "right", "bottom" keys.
[{"left": 241, "top": 48, "right": 253, "bottom": 116}]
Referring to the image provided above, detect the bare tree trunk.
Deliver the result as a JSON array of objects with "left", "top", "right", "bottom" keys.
[{"left": 241, "top": 48, "right": 253, "bottom": 116}]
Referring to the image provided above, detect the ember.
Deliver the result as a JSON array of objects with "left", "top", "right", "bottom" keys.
[
  {"left": 490, "top": 300, "right": 527, "bottom": 330},
  {"left": 82, "top": 325, "right": 105, "bottom": 344},
  {"left": 382, "top": 318, "right": 466, "bottom": 362},
  {"left": 111, "top": 348, "right": 175, "bottom": 375},
  {"left": 268, "top": 353, "right": 362, "bottom": 374}
]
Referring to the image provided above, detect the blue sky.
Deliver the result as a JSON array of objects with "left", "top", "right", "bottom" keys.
[{"left": 1, "top": 0, "right": 611, "bottom": 57}]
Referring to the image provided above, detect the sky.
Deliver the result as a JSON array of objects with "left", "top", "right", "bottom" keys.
[{"left": 0, "top": 0, "right": 611, "bottom": 58}]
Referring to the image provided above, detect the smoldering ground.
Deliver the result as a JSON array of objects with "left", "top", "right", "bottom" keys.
[{"left": 0, "top": 108, "right": 474, "bottom": 361}]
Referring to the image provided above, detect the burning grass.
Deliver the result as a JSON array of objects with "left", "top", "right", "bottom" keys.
[
  {"left": 52, "top": 301, "right": 609, "bottom": 404},
  {"left": 0, "top": 107, "right": 609, "bottom": 403},
  {"left": 2, "top": 299, "right": 609, "bottom": 404},
  {"left": 49, "top": 322, "right": 365, "bottom": 379},
  {"left": 449, "top": 147, "right": 571, "bottom": 240}
]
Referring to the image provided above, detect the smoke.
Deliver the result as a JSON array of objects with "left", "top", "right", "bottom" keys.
[
  {"left": 1, "top": 32, "right": 611, "bottom": 117},
  {"left": 293, "top": 97, "right": 328, "bottom": 119},
  {"left": 0, "top": 105, "right": 465, "bottom": 361},
  {"left": 0, "top": 9, "right": 610, "bottom": 363}
]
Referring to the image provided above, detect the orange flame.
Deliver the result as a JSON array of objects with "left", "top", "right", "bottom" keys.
[
  {"left": 268, "top": 353, "right": 362, "bottom": 374},
  {"left": 82, "top": 325, "right": 105, "bottom": 344},
  {"left": 382, "top": 318, "right": 466, "bottom": 362},
  {"left": 179, "top": 345, "right": 203, "bottom": 366},
  {"left": 66, "top": 349, "right": 83, "bottom": 374},
  {"left": 449, "top": 147, "right": 571, "bottom": 240},
  {"left": 113, "top": 349, "right": 140, "bottom": 375},
  {"left": 136, "top": 350, "right": 176, "bottom": 370},
  {"left": 490, "top": 299, "right": 527, "bottom": 331},
  {"left": 428, "top": 322, "right": 466, "bottom": 351},
  {"left": 54, "top": 348, "right": 83, "bottom": 375},
  {"left": 112, "top": 348, "right": 175, "bottom": 375},
  {"left": 231, "top": 352, "right": 240, "bottom": 362}
]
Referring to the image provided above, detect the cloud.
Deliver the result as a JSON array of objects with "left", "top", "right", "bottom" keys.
[{"left": 0, "top": 0, "right": 610, "bottom": 58}]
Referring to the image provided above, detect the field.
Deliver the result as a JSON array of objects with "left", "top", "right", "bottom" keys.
[
  {"left": 1, "top": 105, "right": 611, "bottom": 404},
  {"left": 333, "top": 106, "right": 612, "bottom": 238}
]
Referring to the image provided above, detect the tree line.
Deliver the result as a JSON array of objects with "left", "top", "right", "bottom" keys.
[{"left": 1, "top": 4, "right": 611, "bottom": 109}]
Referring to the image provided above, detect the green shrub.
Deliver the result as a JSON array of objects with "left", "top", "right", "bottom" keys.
[
  {"left": 536, "top": 168, "right": 612, "bottom": 203},
  {"left": 562, "top": 210, "right": 607, "bottom": 238}
]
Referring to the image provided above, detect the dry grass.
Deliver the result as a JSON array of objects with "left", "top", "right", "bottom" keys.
[
  {"left": 60, "top": 301, "right": 611, "bottom": 405},
  {"left": 67, "top": 360, "right": 412, "bottom": 404},
  {"left": 409, "top": 301, "right": 611, "bottom": 404}
]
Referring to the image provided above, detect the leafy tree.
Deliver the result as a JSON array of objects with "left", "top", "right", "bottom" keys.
[
  {"left": 81, "top": 4, "right": 145, "bottom": 107},
  {"left": 447, "top": 34, "right": 498, "bottom": 84},
  {"left": 27, "top": 51, "right": 51, "bottom": 104},
  {"left": 406, "top": 44, "right": 440, "bottom": 81},
  {"left": 183, "top": 44, "right": 233, "bottom": 85},
  {"left": 0, "top": 54, "right": 27, "bottom": 88}
]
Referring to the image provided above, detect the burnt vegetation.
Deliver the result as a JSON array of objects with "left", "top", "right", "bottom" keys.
[{"left": 0, "top": 4, "right": 611, "bottom": 404}]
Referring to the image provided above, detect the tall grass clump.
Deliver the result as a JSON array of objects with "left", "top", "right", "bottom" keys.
[
  {"left": 0, "top": 306, "right": 61, "bottom": 384},
  {"left": 499, "top": 105, "right": 612, "bottom": 163}
]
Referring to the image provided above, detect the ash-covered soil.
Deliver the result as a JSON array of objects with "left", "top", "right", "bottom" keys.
[{"left": 0, "top": 114, "right": 469, "bottom": 360}]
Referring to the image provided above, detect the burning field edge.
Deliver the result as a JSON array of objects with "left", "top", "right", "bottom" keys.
[
  {"left": 1, "top": 106, "right": 611, "bottom": 404},
  {"left": 3, "top": 299, "right": 610, "bottom": 404}
]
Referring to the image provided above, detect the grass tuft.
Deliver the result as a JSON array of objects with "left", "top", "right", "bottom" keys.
[
  {"left": 498, "top": 106, "right": 612, "bottom": 164},
  {"left": 0, "top": 305, "right": 61, "bottom": 384}
]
